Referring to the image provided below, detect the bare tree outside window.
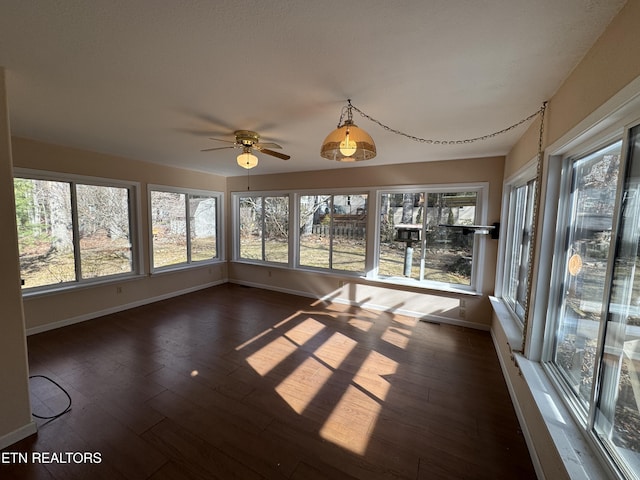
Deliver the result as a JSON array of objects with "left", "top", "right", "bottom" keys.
[
  {"left": 14, "top": 178, "right": 75, "bottom": 287},
  {"left": 77, "top": 184, "right": 133, "bottom": 278}
]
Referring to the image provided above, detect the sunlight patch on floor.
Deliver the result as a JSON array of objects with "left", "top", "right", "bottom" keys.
[
  {"left": 235, "top": 327, "right": 273, "bottom": 351},
  {"left": 275, "top": 356, "right": 333, "bottom": 414},
  {"left": 382, "top": 326, "right": 412, "bottom": 349},
  {"left": 353, "top": 351, "right": 398, "bottom": 401},
  {"left": 313, "top": 332, "right": 358, "bottom": 369},
  {"left": 319, "top": 384, "right": 382, "bottom": 455},
  {"left": 284, "top": 317, "right": 326, "bottom": 346},
  {"left": 347, "top": 317, "right": 373, "bottom": 332},
  {"left": 246, "top": 336, "right": 298, "bottom": 376}
]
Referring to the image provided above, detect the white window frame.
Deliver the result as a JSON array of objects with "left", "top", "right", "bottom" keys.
[
  {"left": 496, "top": 159, "right": 538, "bottom": 328},
  {"left": 14, "top": 168, "right": 142, "bottom": 294},
  {"left": 231, "top": 184, "right": 488, "bottom": 294},
  {"left": 533, "top": 95, "right": 640, "bottom": 478},
  {"left": 294, "top": 189, "right": 370, "bottom": 275},
  {"left": 232, "top": 191, "right": 291, "bottom": 266},
  {"left": 374, "top": 183, "right": 489, "bottom": 294},
  {"left": 149, "top": 185, "right": 223, "bottom": 272}
]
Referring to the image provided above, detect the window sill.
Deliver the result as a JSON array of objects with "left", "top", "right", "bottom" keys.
[
  {"left": 21, "top": 273, "right": 146, "bottom": 299},
  {"left": 151, "top": 259, "right": 223, "bottom": 275},
  {"left": 375, "top": 275, "right": 481, "bottom": 296},
  {"left": 232, "top": 260, "right": 483, "bottom": 297},
  {"left": 491, "top": 297, "right": 615, "bottom": 480},
  {"left": 489, "top": 296, "right": 524, "bottom": 350}
]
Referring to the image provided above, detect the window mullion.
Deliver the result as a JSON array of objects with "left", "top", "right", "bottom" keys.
[
  {"left": 185, "top": 194, "right": 192, "bottom": 263},
  {"left": 328, "top": 196, "right": 334, "bottom": 269},
  {"left": 261, "top": 196, "right": 267, "bottom": 261},
  {"left": 70, "top": 182, "right": 82, "bottom": 282}
]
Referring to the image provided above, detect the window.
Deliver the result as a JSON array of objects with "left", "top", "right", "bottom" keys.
[
  {"left": 548, "top": 140, "right": 622, "bottom": 409},
  {"left": 14, "top": 174, "right": 136, "bottom": 290},
  {"left": 299, "top": 193, "right": 367, "bottom": 273},
  {"left": 238, "top": 194, "right": 289, "bottom": 263},
  {"left": 378, "top": 187, "right": 482, "bottom": 288},
  {"left": 546, "top": 137, "right": 640, "bottom": 477},
  {"left": 502, "top": 178, "right": 537, "bottom": 323},
  {"left": 593, "top": 128, "right": 640, "bottom": 476},
  {"left": 77, "top": 184, "right": 133, "bottom": 279},
  {"left": 150, "top": 187, "right": 220, "bottom": 269}
]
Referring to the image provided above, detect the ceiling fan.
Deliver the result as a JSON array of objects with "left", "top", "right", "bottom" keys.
[{"left": 201, "top": 130, "right": 290, "bottom": 169}]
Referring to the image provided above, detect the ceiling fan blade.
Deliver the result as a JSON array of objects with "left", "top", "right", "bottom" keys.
[
  {"left": 258, "top": 148, "right": 290, "bottom": 160},
  {"left": 255, "top": 142, "right": 282, "bottom": 149},
  {"left": 208, "top": 137, "right": 238, "bottom": 144},
  {"left": 201, "top": 146, "right": 236, "bottom": 152}
]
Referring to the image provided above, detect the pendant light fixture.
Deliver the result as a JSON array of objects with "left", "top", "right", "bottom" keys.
[{"left": 320, "top": 99, "right": 376, "bottom": 162}]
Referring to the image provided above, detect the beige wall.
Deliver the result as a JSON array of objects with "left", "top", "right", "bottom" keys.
[
  {"left": 506, "top": 0, "right": 640, "bottom": 176},
  {"left": 0, "top": 68, "right": 36, "bottom": 449},
  {"left": 497, "top": 1, "right": 640, "bottom": 477},
  {"left": 228, "top": 156, "right": 505, "bottom": 329},
  {"left": 12, "top": 137, "right": 228, "bottom": 332}
]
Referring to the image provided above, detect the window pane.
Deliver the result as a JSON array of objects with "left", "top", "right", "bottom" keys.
[
  {"left": 239, "top": 196, "right": 263, "bottom": 261},
  {"left": 264, "top": 196, "right": 289, "bottom": 263},
  {"left": 299, "top": 195, "right": 331, "bottom": 269},
  {"left": 189, "top": 195, "right": 217, "bottom": 262},
  {"left": 151, "top": 191, "right": 187, "bottom": 268},
  {"left": 14, "top": 178, "right": 75, "bottom": 288},
  {"left": 553, "top": 141, "right": 621, "bottom": 408},
  {"left": 594, "top": 128, "right": 640, "bottom": 470},
  {"left": 331, "top": 194, "right": 367, "bottom": 273},
  {"left": 299, "top": 194, "right": 366, "bottom": 273},
  {"left": 378, "top": 192, "right": 424, "bottom": 278},
  {"left": 504, "top": 179, "right": 536, "bottom": 321},
  {"left": 76, "top": 184, "right": 132, "bottom": 278},
  {"left": 424, "top": 192, "right": 476, "bottom": 285}
]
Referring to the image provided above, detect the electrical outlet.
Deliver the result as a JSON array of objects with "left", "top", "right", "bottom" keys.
[{"left": 116, "top": 286, "right": 123, "bottom": 294}]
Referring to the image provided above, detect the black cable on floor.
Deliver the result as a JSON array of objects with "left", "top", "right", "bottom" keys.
[{"left": 29, "top": 375, "right": 72, "bottom": 420}]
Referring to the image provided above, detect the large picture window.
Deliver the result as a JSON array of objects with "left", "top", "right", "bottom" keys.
[
  {"left": 299, "top": 193, "right": 367, "bottom": 274},
  {"left": 14, "top": 174, "right": 136, "bottom": 289},
  {"left": 378, "top": 188, "right": 481, "bottom": 287},
  {"left": 150, "top": 187, "right": 220, "bottom": 269}
]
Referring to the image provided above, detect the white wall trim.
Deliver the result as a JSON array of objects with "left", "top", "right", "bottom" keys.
[
  {"left": 26, "top": 279, "right": 227, "bottom": 336},
  {"left": 490, "top": 327, "right": 545, "bottom": 480},
  {"left": 0, "top": 421, "right": 37, "bottom": 450},
  {"left": 491, "top": 299, "right": 616, "bottom": 480},
  {"left": 230, "top": 279, "right": 490, "bottom": 331}
]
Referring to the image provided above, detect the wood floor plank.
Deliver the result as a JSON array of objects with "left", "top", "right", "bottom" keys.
[{"left": 2, "top": 284, "right": 536, "bottom": 479}]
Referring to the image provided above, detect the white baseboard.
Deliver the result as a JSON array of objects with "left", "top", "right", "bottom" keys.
[
  {"left": 0, "top": 420, "right": 37, "bottom": 450},
  {"left": 230, "top": 279, "right": 490, "bottom": 331},
  {"left": 230, "top": 279, "right": 317, "bottom": 299},
  {"left": 491, "top": 329, "right": 545, "bottom": 480},
  {"left": 26, "top": 279, "right": 227, "bottom": 336}
]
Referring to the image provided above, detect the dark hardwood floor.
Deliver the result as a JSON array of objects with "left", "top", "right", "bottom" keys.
[{"left": 2, "top": 284, "right": 536, "bottom": 479}]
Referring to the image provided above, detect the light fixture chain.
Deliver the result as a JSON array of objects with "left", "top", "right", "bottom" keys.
[
  {"left": 349, "top": 103, "right": 545, "bottom": 145},
  {"left": 521, "top": 100, "right": 547, "bottom": 353}
]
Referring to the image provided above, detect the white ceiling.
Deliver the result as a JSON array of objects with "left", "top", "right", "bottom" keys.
[{"left": 0, "top": 1, "right": 626, "bottom": 177}]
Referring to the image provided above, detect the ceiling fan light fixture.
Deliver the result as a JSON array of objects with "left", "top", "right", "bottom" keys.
[
  {"left": 237, "top": 150, "right": 258, "bottom": 169},
  {"left": 321, "top": 101, "right": 376, "bottom": 162}
]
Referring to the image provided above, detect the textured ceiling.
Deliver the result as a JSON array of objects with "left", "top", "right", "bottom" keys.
[{"left": 0, "top": 0, "right": 627, "bottom": 177}]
